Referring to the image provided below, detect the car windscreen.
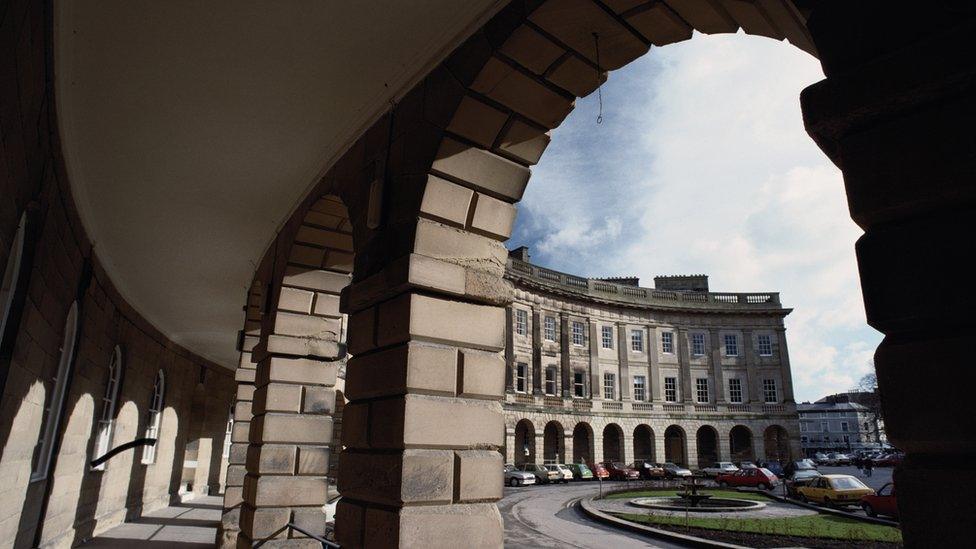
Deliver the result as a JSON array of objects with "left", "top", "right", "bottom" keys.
[
  {"left": 759, "top": 468, "right": 775, "bottom": 477},
  {"left": 830, "top": 477, "right": 868, "bottom": 490},
  {"left": 612, "top": 462, "right": 625, "bottom": 468}
]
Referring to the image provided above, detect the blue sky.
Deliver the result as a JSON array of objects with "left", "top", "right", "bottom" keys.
[{"left": 509, "top": 32, "right": 881, "bottom": 403}]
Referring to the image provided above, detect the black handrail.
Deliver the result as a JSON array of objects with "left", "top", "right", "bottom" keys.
[
  {"left": 89, "top": 438, "right": 157, "bottom": 468},
  {"left": 253, "top": 523, "right": 339, "bottom": 548}
]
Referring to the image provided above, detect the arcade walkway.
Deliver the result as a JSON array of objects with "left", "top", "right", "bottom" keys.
[{"left": 81, "top": 495, "right": 221, "bottom": 548}]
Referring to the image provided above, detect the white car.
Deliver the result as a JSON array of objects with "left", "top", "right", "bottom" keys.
[
  {"left": 504, "top": 463, "right": 537, "bottom": 487},
  {"left": 701, "top": 462, "right": 739, "bottom": 477},
  {"left": 545, "top": 464, "right": 573, "bottom": 483}
]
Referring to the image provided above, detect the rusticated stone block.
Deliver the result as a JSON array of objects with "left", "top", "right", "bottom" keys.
[
  {"left": 446, "top": 96, "right": 509, "bottom": 149},
  {"left": 265, "top": 334, "right": 341, "bottom": 360},
  {"left": 470, "top": 57, "right": 574, "bottom": 128},
  {"left": 367, "top": 395, "right": 503, "bottom": 449},
  {"left": 249, "top": 476, "right": 329, "bottom": 507},
  {"left": 302, "top": 386, "right": 336, "bottom": 414},
  {"left": 529, "top": 0, "right": 649, "bottom": 70},
  {"left": 335, "top": 499, "right": 366, "bottom": 547},
  {"left": 296, "top": 446, "right": 330, "bottom": 475},
  {"left": 420, "top": 174, "right": 474, "bottom": 226},
  {"left": 470, "top": 193, "right": 516, "bottom": 241},
  {"left": 338, "top": 449, "right": 453, "bottom": 505},
  {"left": 398, "top": 503, "right": 504, "bottom": 547},
  {"left": 375, "top": 292, "right": 506, "bottom": 351},
  {"left": 246, "top": 444, "right": 296, "bottom": 475},
  {"left": 240, "top": 505, "right": 290, "bottom": 539},
  {"left": 431, "top": 137, "right": 530, "bottom": 201},
  {"left": 251, "top": 413, "right": 333, "bottom": 445},
  {"left": 345, "top": 342, "right": 457, "bottom": 400},
  {"left": 459, "top": 348, "right": 505, "bottom": 399},
  {"left": 252, "top": 383, "right": 303, "bottom": 414},
  {"left": 455, "top": 450, "right": 503, "bottom": 502}
]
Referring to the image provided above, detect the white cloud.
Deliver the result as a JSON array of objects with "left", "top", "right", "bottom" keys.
[{"left": 511, "top": 32, "right": 882, "bottom": 402}]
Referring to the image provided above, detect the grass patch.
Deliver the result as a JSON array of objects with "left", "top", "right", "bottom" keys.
[
  {"left": 605, "top": 489, "right": 772, "bottom": 502},
  {"left": 613, "top": 512, "right": 902, "bottom": 543}
]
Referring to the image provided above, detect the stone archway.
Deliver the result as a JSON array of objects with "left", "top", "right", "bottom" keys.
[
  {"left": 514, "top": 419, "right": 536, "bottom": 466},
  {"left": 696, "top": 425, "right": 719, "bottom": 466},
  {"left": 729, "top": 425, "right": 755, "bottom": 462},
  {"left": 664, "top": 425, "right": 686, "bottom": 467},
  {"left": 543, "top": 421, "right": 565, "bottom": 463},
  {"left": 602, "top": 423, "right": 624, "bottom": 462},
  {"left": 763, "top": 425, "right": 791, "bottom": 462},
  {"left": 633, "top": 424, "right": 655, "bottom": 462},
  {"left": 572, "top": 422, "right": 594, "bottom": 464}
]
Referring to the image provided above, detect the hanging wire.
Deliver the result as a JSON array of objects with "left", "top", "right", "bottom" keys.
[{"left": 592, "top": 32, "right": 604, "bottom": 124}]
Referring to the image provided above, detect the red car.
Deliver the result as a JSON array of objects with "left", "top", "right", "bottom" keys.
[
  {"left": 587, "top": 462, "right": 610, "bottom": 480},
  {"left": 601, "top": 461, "right": 640, "bottom": 481},
  {"left": 716, "top": 467, "right": 781, "bottom": 490},
  {"left": 861, "top": 482, "right": 898, "bottom": 518}
]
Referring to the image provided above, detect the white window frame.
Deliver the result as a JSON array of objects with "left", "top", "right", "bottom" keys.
[
  {"left": 632, "top": 375, "right": 646, "bottom": 401},
  {"left": 630, "top": 329, "right": 644, "bottom": 352},
  {"left": 841, "top": 421, "right": 849, "bottom": 432},
  {"left": 93, "top": 345, "right": 124, "bottom": 471},
  {"left": 728, "top": 378, "right": 743, "bottom": 403},
  {"left": 515, "top": 362, "right": 527, "bottom": 393},
  {"left": 572, "top": 371, "right": 585, "bottom": 398},
  {"left": 661, "top": 331, "right": 674, "bottom": 354},
  {"left": 31, "top": 301, "right": 80, "bottom": 482},
  {"left": 142, "top": 369, "right": 166, "bottom": 464},
  {"left": 515, "top": 309, "right": 528, "bottom": 336},
  {"left": 664, "top": 377, "right": 677, "bottom": 402},
  {"left": 1, "top": 212, "right": 28, "bottom": 352},
  {"left": 544, "top": 367, "right": 557, "bottom": 396},
  {"left": 691, "top": 333, "right": 706, "bottom": 356},
  {"left": 762, "top": 378, "right": 777, "bottom": 404},
  {"left": 820, "top": 421, "right": 829, "bottom": 433},
  {"left": 757, "top": 334, "right": 773, "bottom": 356},
  {"left": 724, "top": 334, "right": 739, "bottom": 357},
  {"left": 695, "top": 378, "right": 709, "bottom": 403},
  {"left": 222, "top": 404, "right": 234, "bottom": 458},
  {"left": 601, "top": 325, "right": 613, "bottom": 349},
  {"left": 543, "top": 316, "right": 556, "bottom": 342},
  {"left": 571, "top": 321, "right": 584, "bottom": 346},
  {"left": 603, "top": 372, "right": 616, "bottom": 400}
]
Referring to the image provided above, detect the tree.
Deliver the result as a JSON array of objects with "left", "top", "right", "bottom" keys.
[{"left": 851, "top": 365, "right": 884, "bottom": 444}]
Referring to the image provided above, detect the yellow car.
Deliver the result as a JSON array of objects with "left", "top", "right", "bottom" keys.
[{"left": 796, "top": 474, "right": 875, "bottom": 507}]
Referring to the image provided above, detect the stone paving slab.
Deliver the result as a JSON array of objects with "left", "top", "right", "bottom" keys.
[{"left": 82, "top": 495, "right": 221, "bottom": 548}]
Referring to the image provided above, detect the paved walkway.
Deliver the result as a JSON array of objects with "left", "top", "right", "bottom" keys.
[{"left": 82, "top": 495, "right": 221, "bottom": 548}]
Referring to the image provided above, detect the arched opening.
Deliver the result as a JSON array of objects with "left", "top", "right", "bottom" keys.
[
  {"left": 664, "top": 425, "right": 686, "bottom": 467},
  {"left": 763, "top": 425, "right": 791, "bottom": 462},
  {"left": 142, "top": 369, "right": 165, "bottom": 465},
  {"left": 514, "top": 419, "right": 536, "bottom": 466},
  {"left": 729, "top": 425, "right": 755, "bottom": 463},
  {"left": 542, "top": 421, "right": 564, "bottom": 464},
  {"left": 633, "top": 424, "right": 654, "bottom": 462},
  {"left": 696, "top": 425, "right": 719, "bottom": 466},
  {"left": 93, "top": 345, "right": 124, "bottom": 471},
  {"left": 572, "top": 422, "right": 593, "bottom": 464},
  {"left": 602, "top": 423, "right": 624, "bottom": 462}
]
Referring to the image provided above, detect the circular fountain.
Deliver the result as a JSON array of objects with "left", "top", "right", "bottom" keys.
[{"left": 629, "top": 475, "right": 766, "bottom": 513}]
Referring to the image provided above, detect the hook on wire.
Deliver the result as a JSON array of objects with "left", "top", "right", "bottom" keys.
[{"left": 592, "top": 31, "right": 604, "bottom": 124}]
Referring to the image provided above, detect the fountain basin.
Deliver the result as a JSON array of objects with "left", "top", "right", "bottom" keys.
[{"left": 630, "top": 497, "right": 766, "bottom": 513}]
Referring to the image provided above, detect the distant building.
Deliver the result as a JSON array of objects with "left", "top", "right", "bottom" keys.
[{"left": 797, "top": 396, "right": 887, "bottom": 455}]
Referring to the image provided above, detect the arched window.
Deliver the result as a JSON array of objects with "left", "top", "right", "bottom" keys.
[
  {"left": 92, "top": 345, "right": 123, "bottom": 470},
  {"left": 222, "top": 404, "right": 234, "bottom": 458},
  {"left": 31, "top": 301, "right": 80, "bottom": 481},
  {"left": 1, "top": 212, "right": 29, "bottom": 356},
  {"left": 142, "top": 369, "right": 165, "bottom": 464}
]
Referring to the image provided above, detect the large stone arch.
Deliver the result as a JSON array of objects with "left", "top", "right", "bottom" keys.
[
  {"left": 543, "top": 420, "right": 565, "bottom": 463},
  {"left": 664, "top": 424, "right": 687, "bottom": 467},
  {"left": 572, "top": 421, "right": 594, "bottom": 464},
  {"left": 729, "top": 425, "right": 755, "bottom": 463},
  {"left": 633, "top": 424, "right": 655, "bottom": 462},
  {"left": 514, "top": 418, "right": 536, "bottom": 466},
  {"left": 696, "top": 425, "right": 720, "bottom": 466},
  {"left": 602, "top": 423, "right": 624, "bottom": 462},
  {"left": 763, "top": 424, "right": 791, "bottom": 462}
]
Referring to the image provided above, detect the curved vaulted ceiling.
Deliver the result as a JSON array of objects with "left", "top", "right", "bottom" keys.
[{"left": 55, "top": 1, "right": 504, "bottom": 368}]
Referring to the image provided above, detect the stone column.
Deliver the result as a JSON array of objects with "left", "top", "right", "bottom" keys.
[
  {"left": 588, "top": 321, "right": 601, "bottom": 400},
  {"left": 708, "top": 329, "right": 725, "bottom": 404},
  {"left": 504, "top": 306, "right": 514, "bottom": 392},
  {"left": 532, "top": 308, "right": 544, "bottom": 395},
  {"left": 775, "top": 327, "right": 795, "bottom": 403},
  {"left": 742, "top": 329, "right": 760, "bottom": 404},
  {"left": 504, "top": 427, "right": 515, "bottom": 465},
  {"left": 677, "top": 328, "right": 692, "bottom": 404},
  {"left": 801, "top": 6, "right": 976, "bottom": 544},
  {"left": 559, "top": 312, "right": 571, "bottom": 397},
  {"left": 647, "top": 325, "right": 660, "bottom": 402},
  {"left": 615, "top": 322, "right": 630, "bottom": 401}
]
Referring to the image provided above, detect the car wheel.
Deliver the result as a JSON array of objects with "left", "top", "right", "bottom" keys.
[
  {"left": 758, "top": 483, "right": 768, "bottom": 491},
  {"left": 862, "top": 503, "right": 876, "bottom": 517},
  {"left": 824, "top": 497, "right": 834, "bottom": 508},
  {"left": 797, "top": 493, "right": 808, "bottom": 503},
  {"left": 718, "top": 481, "right": 727, "bottom": 488},
  {"left": 509, "top": 478, "right": 519, "bottom": 488}
]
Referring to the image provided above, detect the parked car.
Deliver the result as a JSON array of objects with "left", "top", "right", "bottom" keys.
[
  {"left": 736, "top": 461, "right": 758, "bottom": 470},
  {"left": 795, "top": 474, "right": 874, "bottom": 507},
  {"left": 602, "top": 461, "right": 640, "bottom": 481},
  {"left": 504, "top": 464, "right": 537, "bottom": 487},
  {"left": 661, "top": 462, "right": 693, "bottom": 478},
  {"left": 632, "top": 460, "right": 666, "bottom": 480},
  {"left": 874, "top": 453, "right": 904, "bottom": 467},
  {"left": 716, "top": 467, "right": 781, "bottom": 490},
  {"left": 783, "top": 459, "right": 818, "bottom": 479},
  {"left": 824, "top": 452, "right": 851, "bottom": 466},
  {"left": 759, "top": 460, "right": 784, "bottom": 477},
  {"left": 861, "top": 482, "right": 898, "bottom": 518},
  {"left": 519, "top": 463, "right": 560, "bottom": 484},
  {"left": 545, "top": 464, "right": 573, "bottom": 483},
  {"left": 567, "top": 463, "right": 594, "bottom": 481},
  {"left": 785, "top": 469, "right": 823, "bottom": 497},
  {"left": 701, "top": 462, "right": 739, "bottom": 478},
  {"left": 588, "top": 462, "right": 610, "bottom": 480},
  {"left": 813, "top": 452, "right": 829, "bottom": 465}
]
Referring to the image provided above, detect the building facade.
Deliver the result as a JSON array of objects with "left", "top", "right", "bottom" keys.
[
  {"left": 798, "top": 398, "right": 887, "bottom": 456},
  {"left": 503, "top": 248, "right": 800, "bottom": 470}
]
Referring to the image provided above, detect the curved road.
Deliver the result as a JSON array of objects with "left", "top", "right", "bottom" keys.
[{"left": 499, "top": 483, "right": 688, "bottom": 548}]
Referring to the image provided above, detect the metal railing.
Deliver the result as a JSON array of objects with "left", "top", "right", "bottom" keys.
[{"left": 254, "top": 523, "right": 339, "bottom": 548}]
